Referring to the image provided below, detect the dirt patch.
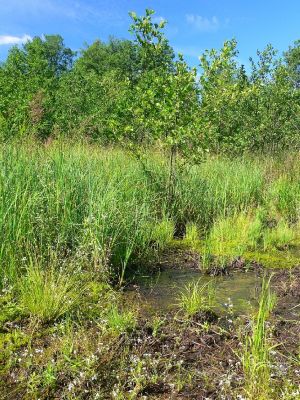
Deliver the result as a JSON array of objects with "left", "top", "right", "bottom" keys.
[
  {"left": 124, "top": 312, "right": 242, "bottom": 399},
  {"left": 271, "top": 267, "right": 300, "bottom": 360},
  {"left": 272, "top": 266, "right": 300, "bottom": 299},
  {"left": 156, "top": 248, "right": 201, "bottom": 271},
  {"left": 155, "top": 246, "right": 265, "bottom": 277}
]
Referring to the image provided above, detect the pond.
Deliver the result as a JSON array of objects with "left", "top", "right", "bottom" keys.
[{"left": 129, "top": 268, "right": 262, "bottom": 316}]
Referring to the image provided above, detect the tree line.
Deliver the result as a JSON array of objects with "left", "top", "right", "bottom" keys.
[{"left": 1, "top": 9, "right": 300, "bottom": 156}]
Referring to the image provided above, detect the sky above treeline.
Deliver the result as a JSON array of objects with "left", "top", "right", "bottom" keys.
[{"left": 1, "top": 0, "right": 300, "bottom": 68}]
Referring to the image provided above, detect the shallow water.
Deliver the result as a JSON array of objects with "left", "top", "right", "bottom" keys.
[{"left": 130, "top": 269, "right": 262, "bottom": 315}]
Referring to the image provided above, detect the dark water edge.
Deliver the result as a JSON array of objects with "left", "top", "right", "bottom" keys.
[{"left": 127, "top": 268, "right": 262, "bottom": 316}]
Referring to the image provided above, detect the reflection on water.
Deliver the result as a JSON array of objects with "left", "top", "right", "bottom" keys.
[{"left": 131, "top": 269, "right": 262, "bottom": 315}]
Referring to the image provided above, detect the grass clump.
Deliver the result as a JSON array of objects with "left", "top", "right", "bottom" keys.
[
  {"left": 263, "top": 220, "right": 296, "bottom": 250},
  {"left": 150, "top": 219, "right": 175, "bottom": 250},
  {"left": 105, "top": 304, "right": 137, "bottom": 335},
  {"left": 18, "top": 264, "right": 83, "bottom": 323},
  {"left": 184, "top": 222, "right": 200, "bottom": 248},
  {"left": 178, "top": 279, "right": 215, "bottom": 317},
  {"left": 205, "top": 211, "right": 262, "bottom": 258},
  {"left": 268, "top": 177, "right": 300, "bottom": 222},
  {"left": 242, "top": 276, "right": 276, "bottom": 399}
]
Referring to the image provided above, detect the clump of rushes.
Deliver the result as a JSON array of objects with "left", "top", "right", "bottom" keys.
[
  {"left": 205, "top": 211, "right": 262, "bottom": 258},
  {"left": 263, "top": 219, "right": 296, "bottom": 250},
  {"left": 242, "top": 276, "right": 276, "bottom": 399},
  {"left": 18, "top": 264, "right": 83, "bottom": 323},
  {"left": 184, "top": 222, "right": 200, "bottom": 249},
  {"left": 150, "top": 218, "right": 175, "bottom": 249},
  {"left": 104, "top": 304, "right": 137, "bottom": 335},
  {"left": 178, "top": 279, "right": 215, "bottom": 317}
]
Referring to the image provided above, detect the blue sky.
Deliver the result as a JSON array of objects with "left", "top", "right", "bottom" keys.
[{"left": 1, "top": 0, "right": 300, "bottom": 68}]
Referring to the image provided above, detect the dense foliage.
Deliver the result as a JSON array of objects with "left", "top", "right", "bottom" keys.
[
  {"left": 0, "top": 9, "right": 300, "bottom": 154},
  {"left": 2, "top": 141, "right": 300, "bottom": 285}
]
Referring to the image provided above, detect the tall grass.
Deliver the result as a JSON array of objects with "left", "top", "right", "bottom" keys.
[
  {"left": 2, "top": 142, "right": 300, "bottom": 286},
  {"left": 18, "top": 263, "right": 83, "bottom": 322},
  {"left": 173, "top": 157, "right": 264, "bottom": 228},
  {"left": 242, "top": 276, "right": 276, "bottom": 399},
  {"left": 205, "top": 211, "right": 263, "bottom": 257},
  {"left": 0, "top": 143, "right": 168, "bottom": 284}
]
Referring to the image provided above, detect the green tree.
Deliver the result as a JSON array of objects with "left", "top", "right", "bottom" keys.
[
  {"left": 129, "top": 9, "right": 174, "bottom": 73},
  {"left": 249, "top": 45, "right": 299, "bottom": 150},
  {"left": 125, "top": 10, "right": 200, "bottom": 226},
  {"left": 75, "top": 37, "right": 140, "bottom": 81},
  {"left": 54, "top": 38, "right": 136, "bottom": 140},
  {"left": 0, "top": 35, "right": 74, "bottom": 139},
  {"left": 284, "top": 39, "right": 300, "bottom": 88},
  {"left": 199, "top": 39, "right": 249, "bottom": 151}
]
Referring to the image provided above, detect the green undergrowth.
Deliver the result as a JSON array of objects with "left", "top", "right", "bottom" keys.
[
  {"left": 242, "top": 276, "right": 276, "bottom": 399},
  {"left": 2, "top": 142, "right": 300, "bottom": 397},
  {"left": 177, "top": 209, "right": 300, "bottom": 270},
  {"left": 2, "top": 142, "right": 300, "bottom": 287}
]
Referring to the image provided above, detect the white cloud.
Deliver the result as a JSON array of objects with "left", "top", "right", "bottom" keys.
[
  {"left": 186, "top": 14, "right": 220, "bottom": 32},
  {"left": 0, "top": 34, "right": 32, "bottom": 45},
  {"left": 175, "top": 45, "right": 203, "bottom": 58},
  {"left": 153, "top": 16, "right": 166, "bottom": 24}
]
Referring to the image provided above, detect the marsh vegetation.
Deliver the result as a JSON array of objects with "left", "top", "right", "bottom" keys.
[
  {"left": 1, "top": 143, "right": 300, "bottom": 399},
  {"left": 1, "top": 8, "right": 300, "bottom": 400}
]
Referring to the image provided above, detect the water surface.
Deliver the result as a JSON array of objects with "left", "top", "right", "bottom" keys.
[{"left": 131, "top": 269, "right": 261, "bottom": 315}]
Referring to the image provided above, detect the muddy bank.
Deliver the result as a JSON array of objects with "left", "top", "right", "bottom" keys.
[
  {"left": 153, "top": 244, "right": 300, "bottom": 274},
  {"left": 124, "top": 264, "right": 300, "bottom": 399},
  {"left": 272, "top": 267, "right": 300, "bottom": 363},
  {"left": 118, "top": 264, "right": 300, "bottom": 398},
  {"left": 1, "top": 265, "right": 300, "bottom": 399}
]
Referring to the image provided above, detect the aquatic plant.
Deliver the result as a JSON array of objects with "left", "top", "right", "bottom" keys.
[{"left": 177, "top": 279, "right": 215, "bottom": 317}]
